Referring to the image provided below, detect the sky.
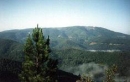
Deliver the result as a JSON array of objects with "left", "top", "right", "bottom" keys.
[{"left": 0, "top": 0, "right": 130, "bottom": 34}]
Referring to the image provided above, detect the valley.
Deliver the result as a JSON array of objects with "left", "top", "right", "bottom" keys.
[{"left": 0, "top": 26, "right": 130, "bottom": 81}]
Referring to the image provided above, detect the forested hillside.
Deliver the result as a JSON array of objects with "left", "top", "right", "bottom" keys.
[
  {"left": 0, "top": 26, "right": 130, "bottom": 81},
  {"left": 0, "top": 39, "right": 23, "bottom": 61},
  {"left": 0, "top": 26, "right": 130, "bottom": 51}
]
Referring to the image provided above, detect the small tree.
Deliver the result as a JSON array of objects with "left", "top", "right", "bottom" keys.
[
  {"left": 76, "top": 75, "right": 93, "bottom": 82},
  {"left": 19, "top": 24, "right": 58, "bottom": 82},
  {"left": 103, "top": 64, "right": 117, "bottom": 82}
]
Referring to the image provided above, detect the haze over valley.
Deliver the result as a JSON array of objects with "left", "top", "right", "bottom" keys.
[
  {"left": 0, "top": 26, "right": 130, "bottom": 81},
  {"left": 0, "top": 0, "right": 130, "bottom": 81}
]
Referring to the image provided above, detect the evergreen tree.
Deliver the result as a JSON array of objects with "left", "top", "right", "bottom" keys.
[
  {"left": 19, "top": 24, "right": 58, "bottom": 82},
  {"left": 103, "top": 64, "right": 117, "bottom": 82},
  {"left": 76, "top": 75, "right": 93, "bottom": 82}
]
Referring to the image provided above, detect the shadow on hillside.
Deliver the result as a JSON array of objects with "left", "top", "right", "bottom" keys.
[
  {"left": 0, "top": 71, "right": 20, "bottom": 82},
  {"left": 0, "top": 70, "right": 80, "bottom": 82}
]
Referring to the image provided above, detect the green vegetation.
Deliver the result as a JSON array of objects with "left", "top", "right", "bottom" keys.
[
  {"left": 0, "top": 26, "right": 130, "bottom": 51},
  {"left": 54, "top": 49, "right": 119, "bottom": 66},
  {"left": 52, "top": 49, "right": 130, "bottom": 76},
  {"left": 19, "top": 25, "right": 58, "bottom": 82},
  {"left": 76, "top": 65, "right": 117, "bottom": 82},
  {"left": 77, "top": 76, "right": 93, "bottom": 82},
  {"left": 103, "top": 65, "right": 117, "bottom": 82},
  {"left": 0, "top": 39, "right": 23, "bottom": 61},
  {"left": 0, "top": 26, "right": 130, "bottom": 81}
]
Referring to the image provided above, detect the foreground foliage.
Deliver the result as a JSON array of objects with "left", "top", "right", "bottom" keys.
[
  {"left": 19, "top": 25, "right": 58, "bottom": 82},
  {"left": 103, "top": 65, "right": 117, "bottom": 82},
  {"left": 76, "top": 65, "right": 117, "bottom": 82}
]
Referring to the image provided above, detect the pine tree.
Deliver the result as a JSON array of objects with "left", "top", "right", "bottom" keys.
[
  {"left": 76, "top": 75, "right": 93, "bottom": 82},
  {"left": 103, "top": 64, "right": 117, "bottom": 82},
  {"left": 19, "top": 24, "right": 58, "bottom": 82}
]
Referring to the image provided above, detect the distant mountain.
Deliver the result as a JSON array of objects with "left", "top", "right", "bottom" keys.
[
  {"left": 0, "top": 26, "right": 130, "bottom": 77},
  {"left": 0, "top": 26, "right": 130, "bottom": 51}
]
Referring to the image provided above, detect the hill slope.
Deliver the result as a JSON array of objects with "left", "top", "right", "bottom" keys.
[
  {"left": 0, "top": 26, "right": 130, "bottom": 77},
  {"left": 0, "top": 26, "right": 130, "bottom": 51},
  {"left": 0, "top": 38, "right": 23, "bottom": 61}
]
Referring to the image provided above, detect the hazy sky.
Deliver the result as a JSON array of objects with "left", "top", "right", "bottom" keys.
[{"left": 0, "top": 0, "right": 130, "bottom": 34}]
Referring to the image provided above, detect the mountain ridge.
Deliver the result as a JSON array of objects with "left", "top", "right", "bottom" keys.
[
  {"left": 0, "top": 26, "right": 130, "bottom": 51},
  {"left": 0, "top": 26, "right": 130, "bottom": 77}
]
